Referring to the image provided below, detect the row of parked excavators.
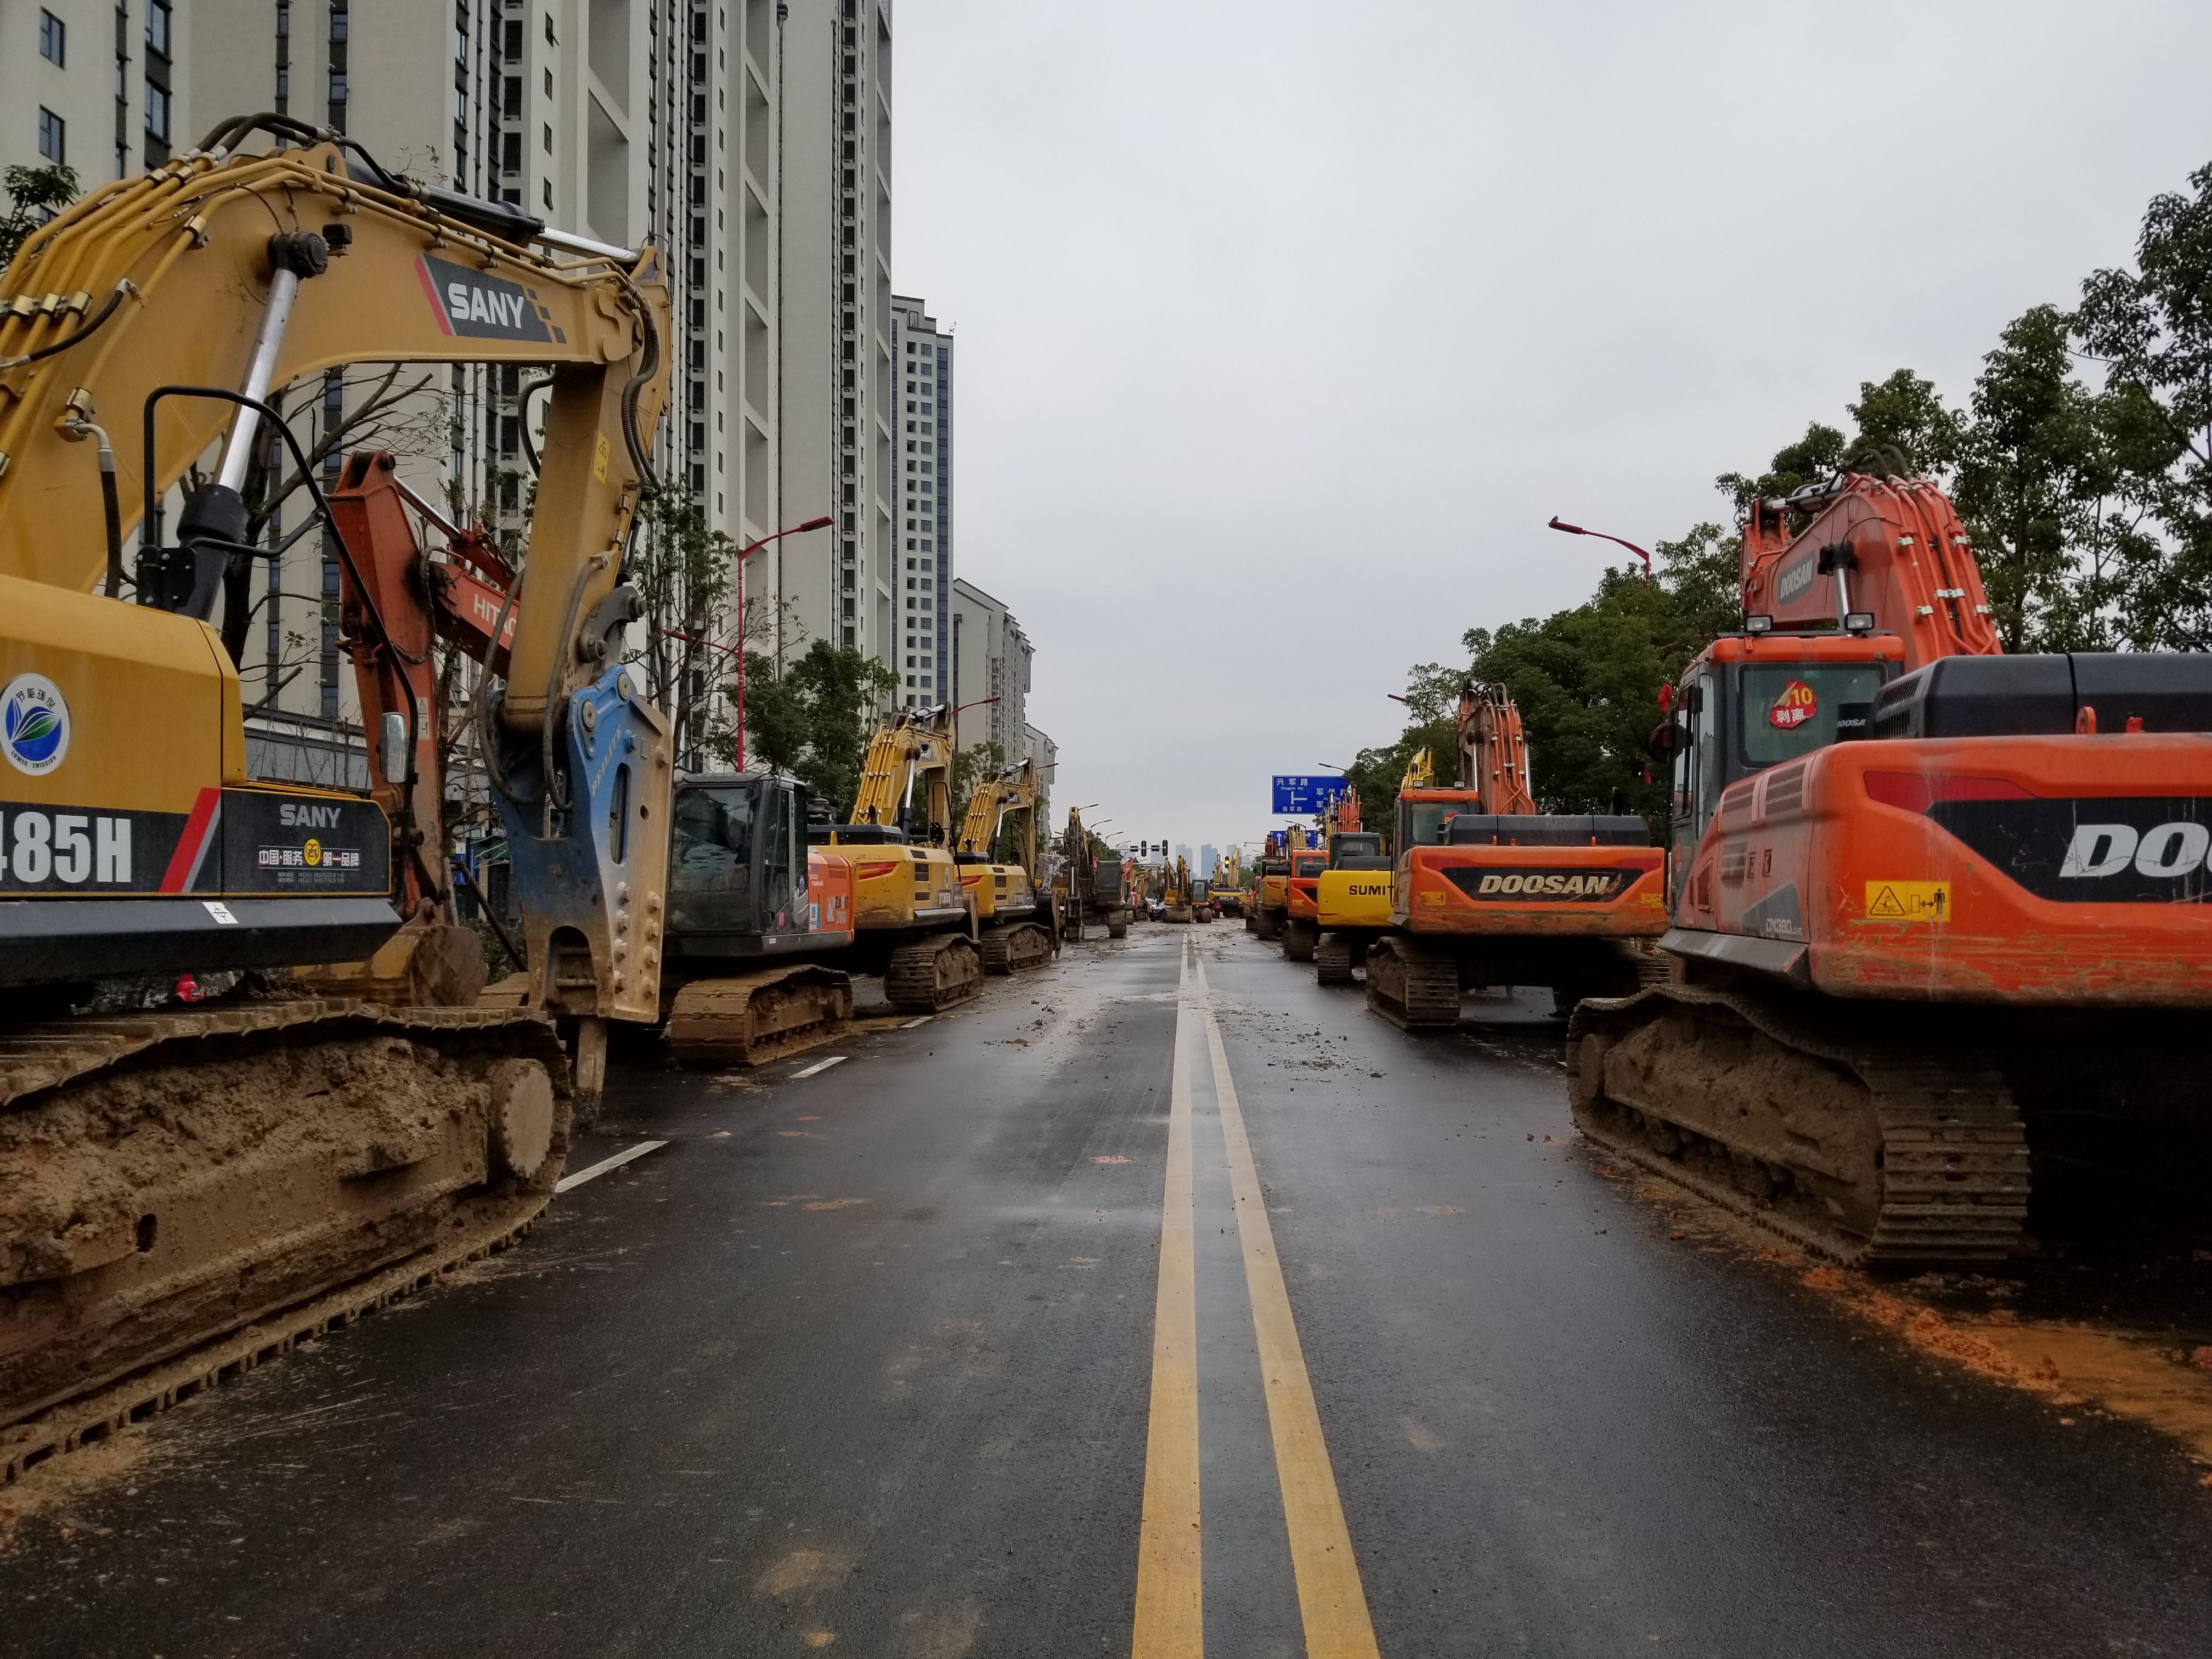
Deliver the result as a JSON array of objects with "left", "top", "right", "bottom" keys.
[
  {"left": 0, "top": 122, "right": 1101, "bottom": 1474},
  {"left": 1252, "top": 459, "right": 2212, "bottom": 1273}
]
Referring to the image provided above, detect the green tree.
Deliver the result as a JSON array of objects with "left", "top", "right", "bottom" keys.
[
  {"left": 1346, "top": 525, "right": 1740, "bottom": 837},
  {"left": 628, "top": 494, "right": 739, "bottom": 768},
  {"left": 1950, "top": 305, "right": 2128, "bottom": 650},
  {"left": 1717, "top": 421, "right": 1846, "bottom": 521},
  {"left": 0, "top": 163, "right": 78, "bottom": 272},
  {"left": 741, "top": 639, "right": 898, "bottom": 817},
  {"left": 1846, "top": 369, "right": 1966, "bottom": 480},
  {"left": 2073, "top": 158, "right": 2212, "bottom": 650}
]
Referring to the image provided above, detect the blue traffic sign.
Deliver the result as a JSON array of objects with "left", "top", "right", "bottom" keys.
[{"left": 1272, "top": 775, "right": 1346, "bottom": 816}]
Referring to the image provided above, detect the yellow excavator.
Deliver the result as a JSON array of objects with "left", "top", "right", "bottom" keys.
[
  {"left": 0, "top": 116, "right": 672, "bottom": 1469},
  {"left": 1055, "top": 808, "right": 1133, "bottom": 940},
  {"left": 1214, "top": 848, "right": 1245, "bottom": 918},
  {"left": 812, "top": 705, "right": 980, "bottom": 1008},
  {"left": 955, "top": 757, "right": 1056, "bottom": 973},
  {"left": 1164, "top": 856, "right": 1195, "bottom": 923}
]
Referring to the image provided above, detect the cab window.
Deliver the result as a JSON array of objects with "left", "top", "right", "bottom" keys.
[
  {"left": 670, "top": 786, "right": 755, "bottom": 892},
  {"left": 1736, "top": 663, "right": 1889, "bottom": 769},
  {"left": 1398, "top": 802, "right": 1459, "bottom": 847}
]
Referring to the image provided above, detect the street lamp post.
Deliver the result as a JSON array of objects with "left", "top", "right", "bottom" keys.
[
  {"left": 731, "top": 515, "right": 834, "bottom": 768},
  {"left": 1548, "top": 515, "right": 1653, "bottom": 585},
  {"left": 948, "top": 695, "right": 1001, "bottom": 761}
]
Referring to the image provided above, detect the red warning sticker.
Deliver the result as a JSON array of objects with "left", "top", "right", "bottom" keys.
[{"left": 1769, "top": 679, "right": 1817, "bottom": 730}]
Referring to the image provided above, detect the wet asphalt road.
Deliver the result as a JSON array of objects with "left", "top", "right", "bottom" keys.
[{"left": 4, "top": 925, "right": 2212, "bottom": 1657}]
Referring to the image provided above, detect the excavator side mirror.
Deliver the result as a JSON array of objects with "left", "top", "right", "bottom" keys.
[{"left": 1648, "top": 721, "right": 1680, "bottom": 756}]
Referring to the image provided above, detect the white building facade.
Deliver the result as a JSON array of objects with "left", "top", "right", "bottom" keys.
[
  {"left": 774, "top": 0, "right": 894, "bottom": 681},
  {"left": 2, "top": 0, "right": 191, "bottom": 187},
  {"left": 890, "top": 292, "right": 948, "bottom": 706},
  {"left": 949, "top": 576, "right": 1030, "bottom": 760}
]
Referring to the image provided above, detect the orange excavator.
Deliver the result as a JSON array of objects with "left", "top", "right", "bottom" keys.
[
  {"left": 1569, "top": 460, "right": 2212, "bottom": 1266},
  {"left": 1364, "top": 685, "right": 1666, "bottom": 1027},
  {"left": 1277, "top": 829, "right": 1336, "bottom": 962}
]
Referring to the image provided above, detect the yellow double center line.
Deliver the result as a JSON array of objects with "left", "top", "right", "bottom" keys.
[{"left": 1132, "top": 945, "right": 1381, "bottom": 1658}]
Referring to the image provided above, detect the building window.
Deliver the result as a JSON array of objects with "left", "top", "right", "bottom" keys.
[
  {"left": 142, "top": 0, "right": 175, "bottom": 164},
  {"left": 543, "top": 122, "right": 552, "bottom": 154},
  {"left": 37, "top": 107, "right": 65, "bottom": 165},
  {"left": 40, "top": 9, "right": 64, "bottom": 64}
]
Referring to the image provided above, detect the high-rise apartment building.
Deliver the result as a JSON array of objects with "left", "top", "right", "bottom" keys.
[
  {"left": 1020, "top": 721, "right": 1056, "bottom": 808},
  {"left": 7, "top": 1, "right": 784, "bottom": 769},
  {"left": 1199, "top": 844, "right": 1217, "bottom": 879},
  {"left": 890, "top": 293, "right": 949, "bottom": 706},
  {"left": 950, "top": 577, "right": 1031, "bottom": 760},
  {"left": 2, "top": 0, "right": 190, "bottom": 185},
  {"left": 775, "top": 0, "right": 894, "bottom": 680}
]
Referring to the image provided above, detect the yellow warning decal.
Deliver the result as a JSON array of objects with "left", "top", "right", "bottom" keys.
[
  {"left": 1864, "top": 881, "right": 1950, "bottom": 922},
  {"left": 1640, "top": 891, "right": 1665, "bottom": 907}
]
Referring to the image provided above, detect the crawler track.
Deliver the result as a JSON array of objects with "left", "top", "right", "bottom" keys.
[
  {"left": 884, "top": 933, "right": 984, "bottom": 1012},
  {"left": 1568, "top": 984, "right": 2030, "bottom": 1267},
  {"left": 1280, "top": 919, "right": 1317, "bottom": 962},
  {"left": 1314, "top": 934, "right": 1358, "bottom": 986},
  {"left": 1364, "top": 937, "right": 1459, "bottom": 1029},
  {"left": 665, "top": 966, "right": 854, "bottom": 1066},
  {"left": 0, "top": 1000, "right": 571, "bottom": 1465},
  {"left": 979, "top": 921, "right": 1055, "bottom": 975}
]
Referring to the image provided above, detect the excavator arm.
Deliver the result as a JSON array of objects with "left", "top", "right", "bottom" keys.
[
  {"left": 1, "top": 117, "right": 665, "bottom": 728},
  {"left": 849, "top": 708, "right": 956, "bottom": 840},
  {"left": 1457, "top": 683, "right": 1537, "bottom": 814},
  {"left": 0, "top": 120, "right": 672, "bottom": 1031},
  {"left": 1740, "top": 472, "right": 2001, "bottom": 666},
  {"left": 957, "top": 758, "right": 1039, "bottom": 872}
]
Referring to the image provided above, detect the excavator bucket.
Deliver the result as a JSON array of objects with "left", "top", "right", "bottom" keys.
[{"left": 665, "top": 965, "right": 855, "bottom": 1067}]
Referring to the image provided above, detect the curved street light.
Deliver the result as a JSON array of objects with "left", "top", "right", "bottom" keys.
[
  {"left": 1548, "top": 515, "right": 1652, "bottom": 586},
  {"left": 734, "top": 514, "right": 834, "bottom": 767}
]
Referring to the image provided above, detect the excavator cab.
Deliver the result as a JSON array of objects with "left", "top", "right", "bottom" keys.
[
  {"left": 1664, "top": 633, "right": 1905, "bottom": 906},
  {"left": 667, "top": 774, "right": 808, "bottom": 952},
  {"left": 1327, "top": 831, "right": 1387, "bottom": 870}
]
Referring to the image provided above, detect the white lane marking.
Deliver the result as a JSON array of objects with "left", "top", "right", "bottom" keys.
[
  {"left": 900, "top": 1017, "right": 932, "bottom": 1029},
  {"left": 792, "top": 1055, "right": 849, "bottom": 1078},
  {"left": 555, "top": 1139, "right": 670, "bottom": 1193}
]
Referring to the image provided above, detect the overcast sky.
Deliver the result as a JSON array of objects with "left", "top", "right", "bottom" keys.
[{"left": 894, "top": 1, "right": 2212, "bottom": 859}]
